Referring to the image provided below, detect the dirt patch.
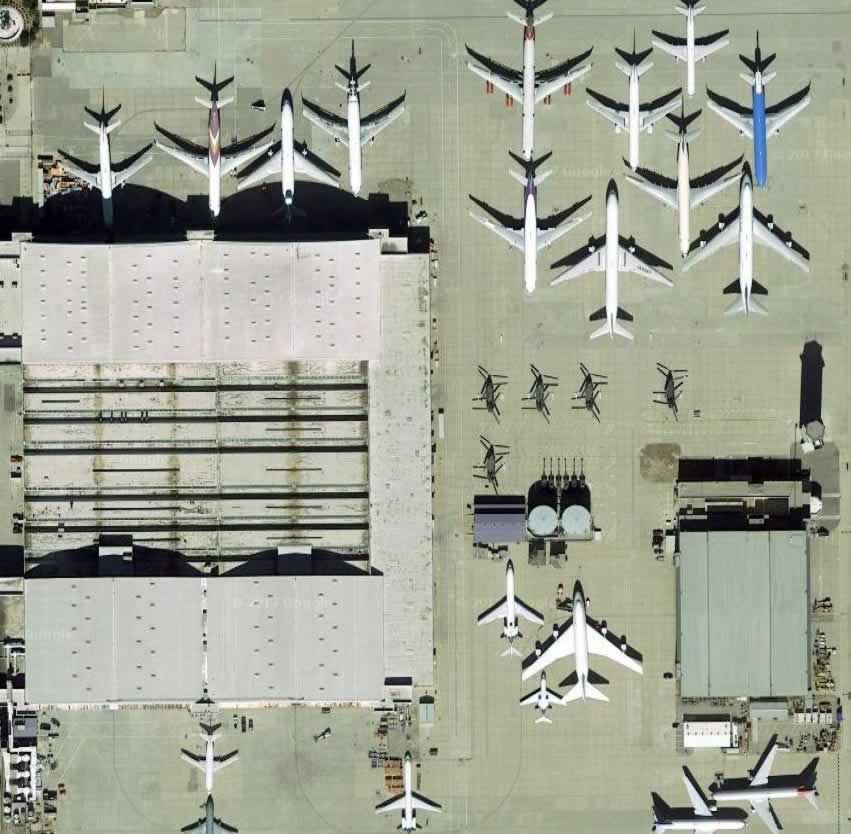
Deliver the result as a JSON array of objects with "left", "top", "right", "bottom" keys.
[{"left": 639, "top": 443, "right": 681, "bottom": 482}]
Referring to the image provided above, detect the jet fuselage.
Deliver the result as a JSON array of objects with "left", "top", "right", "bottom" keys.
[
  {"left": 523, "top": 182, "right": 538, "bottom": 293},
  {"left": 737, "top": 167, "right": 754, "bottom": 312},
  {"left": 751, "top": 74, "right": 768, "bottom": 186},
  {"left": 207, "top": 104, "right": 223, "bottom": 216},
  {"left": 504, "top": 559, "right": 519, "bottom": 639},
  {"left": 521, "top": 23, "right": 536, "bottom": 160},
  {"left": 281, "top": 90, "right": 296, "bottom": 205},
  {"left": 676, "top": 137, "right": 691, "bottom": 255},
  {"left": 627, "top": 68, "right": 641, "bottom": 169},
  {"left": 712, "top": 784, "right": 817, "bottom": 804},
  {"left": 346, "top": 81, "right": 363, "bottom": 196},
  {"left": 602, "top": 181, "right": 620, "bottom": 338},
  {"left": 684, "top": 9, "right": 696, "bottom": 96},
  {"left": 570, "top": 581, "right": 594, "bottom": 699}
]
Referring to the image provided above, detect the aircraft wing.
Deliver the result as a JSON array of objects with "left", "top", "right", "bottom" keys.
[
  {"left": 693, "top": 30, "right": 730, "bottom": 60},
  {"left": 112, "top": 144, "right": 153, "bottom": 189},
  {"left": 466, "top": 45, "right": 523, "bottom": 102},
  {"left": 765, "top": 84, "right": 811, "bottom": 138},
  {"left": 155, "top": 139, "right": 208, "bottom": 177},
  {"left": 537, "top": 195, "right": 592, "bottom": 250},
  {"left": 683, "top": 767, "right": 713, "bottom": 817},
  {"left": 639, "top": 89, "right": 682, "bottom": 132},
  {"left": 303, "top": 97, "right": 349, "bottom": 146},
  {"left": 213, "top": 819, "right": 238, "bottom": 834},
  {"left": 706, "top": 89, "right": 754, "bottom": 139},
  {"left": 220, "top": 126, "right": 276, "bottom": 176},
  {"left": 236, "top": 144, "right": 282, "bottom": 190},
  {"left": 214, "top": 752, "right": 239, "bottom": 771},
  {"left": 550, "top": 237, "right": 607, "bottom": 284},
  {"left": 520, "top": 618, "right": 575, "bottom": 681},
  {"left": 361, "top": 94, "right": 406, "bottom": 145},
  {"left": 514, "top": 595, "right": 545, "bottom": 626},
  {"left": 749, "top": 736, "right": 780, "bottom": 786},
  {"left": 180, "top": 750, "right": 204, "bottom": 770},
  {"left": 520, "top": 687, "right": 542, "bottom": 707},
  {"left": 477, "top": 595, "right": 508, "bottom": 625},
  {"left": 689, "top": 156, "right": 743, "bottom": 209},
  {"left": 650, "top": 30, "right": 688, "bottom": 62},
  {"left": 58, "top": 153, "right": 101, "bottom": 190},
  {"left": 469, "top": 195, "right": 524, "bottom": 250},
  {"left": 375, "top": 794, "right": 407, "bottom": 814},
  {"left": 534, "top": 48, "right": 593, "bottom": 102},
  {"left": 682, "top": 206, "right": 740, "bottom": 271},
  {"left": 410, "top": 792, "right": 442, "bottom": 813},
  {"left": 584, "top": 615, "right": 643, "bottom": 674},
  {"left": 625, "top": 165, "right": 678, "bottom": 211},
  {"left": 751, "top": 799, "right": 782, "bottom": 834},
  {"left": 586, "top": 89, "right": 628, "bottom": 131},
  {"left": 294, "top": 141, "right": 341, "bottom": 186},
  {"left": 617, "top": 236, "right": 673, "bottom": 285},
  {"left": 180, "top": 821, "right": 206, "bottom": 834},
  {"left": 752, "top": 207, "right": 810, "bottom": 272}
]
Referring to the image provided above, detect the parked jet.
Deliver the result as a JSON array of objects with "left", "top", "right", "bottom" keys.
[
  {"left": 586, "top": 37, "right": 681, "bottom": 170},
  {"left": 58, "top": 98, "right": 153, "bottom": 229},
  {"left": 551, "top": 180, "right": 673, "bottom": 341},
  {"left": 478, "top": 558, "right": 544, "bottom": 656},
  {"left": 709, "top": 734, "right": 819, "bottom": 834},
  {"left": 469, "top": 151, "right": 591, "bottom": 294},
  {"left": 521, "top": 580, "right": 642, "bottom": 702},
  {"left": 375, "top": 751, "right": 441, "bottom": 831},
  {"left": 180, "top": 723, "right": 239, "bottom": 794},
  {"left": 181, "top": 795, "right": 237, "bottom": 834},
  {"left": 652, "top": 767, "right": 748, "bottom": 833},
  {"left": 624, "top": 107, "right": 741, "bottom": 256},
  {"left": 520, "top": 672, "right": 564, "bottom": 723},
  {"left": 465, "top": 0, "right": 592, "bottom": 161},
  {"left": 302, "top": 41, "right": 405, "bottom": 197},
  {"left": 682, "top": 161, "right": 809, "bottom": 316},
  {"left": 236, "top": 89, "right": 339, "bottom": 215},
  {"left": 706, "top": 32, "right": 811, "bottom": 187},
  {"left": 155, "top": 69, "right": 275, "bottom": 218},
  {"left": 651, "top": 1, "right": 729, "bottom": 97}
]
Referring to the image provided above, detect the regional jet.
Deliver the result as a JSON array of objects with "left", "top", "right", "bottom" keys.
[
  {"left": 651, "top": 1, "right": 729, "bottom": 97},
  {"left": 551, "top": 180, "right": 673, "bottom": 341},
  {"left": 180, "top": 723, "right": 239, "bottom": 794},
  {"left": 652, "top": 767, "right": 748, "bottom": 833},
  {"left": 237, "top": 89, "right": 339, "bottom": 215},
  {"left": 469, "top": 150, "right": 591, "bottom": 293},
  {"left": 375, "top": 751, "right": 442, "bottom": 831},
  {"left": 181, "top": 795, "right": 237, "bottom": 834},
  {"left": 519, "top": 672, "right": 564, "bottom": 723},
  {"left": 521, "top": 580, "right": 642, "bottom": 703},
  {"left": 155, "top": 68, "right": 275, "bottom": 217},
  {"left": 58, "top": 98, "right": 153, "bottom": 229},
  {"left": 624, "top": 107, "right": 742, "bottom": 256},
  {"left": 477, "top": 558, "right": 544, "bottom": 656},
  {"left": 709, "top": 734, "right": 819, "bottom": 834},
  {"left": 302, "top": 41, "right": 405, "bottom": 197},
  {"left": 706, "top": 32, "right": 811, "bottom": 187},
  {"left": 465, "top": 0, "right": 593, "bottom": 161},
  {"left": 586, "top": 37, "right": 682, "bottom": 170},
  {"left": 682, "top": 161, "right": 809, "bottom": 316}
]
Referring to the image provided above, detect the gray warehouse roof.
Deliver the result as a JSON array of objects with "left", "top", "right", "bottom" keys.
[{"left": 678, "top": 530, "right": 808, "bottom": 698}]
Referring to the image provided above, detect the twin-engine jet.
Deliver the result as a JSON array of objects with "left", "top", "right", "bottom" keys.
[
  {"left": 181, "top": 795, "right": 238, "bottom": 834},
  {"left": 519, "top": 671, "right": 564, "bottom": 723},
  {"left": 477, "top": 559, "right": 544, "bottom": 656},
  {"left": 375, "top": 751, "right": 442, "bottom": 831},
  {"left": 652, "top": 767, "right": 748, "bottom": 833},
  {"left": 180, "top": 723, "right": 239, "bottom": 794}
]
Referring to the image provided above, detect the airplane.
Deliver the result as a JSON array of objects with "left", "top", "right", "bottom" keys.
[
  {"left": 519, "top": 672, "right": 564, "bottom": 723},
  {"left": 522, "top": 364, "right": 557, "bottom": 421},
  {"left": 624, "top": 107, "right": 742, "bottom": 256},
  {"left": 706, "top": 32, "right": 811, "bottom": 187},
  {"left": 181, "top": 795, "right": 238, "bottom": 834},
  {"left": 236, "top": 89, "right": 339, "bottom": 216},
  {"left": 651, "top": 1, "right": 729, "bottom": 97},
  {"left": 465, "top": 0, "right": 593, "bottom": 161},
  {"left": 474, "top": 435, "right": 510, "bottom": 494},
  {"left": 521, "top": 580, "right": 642, "bottom": 702},
  {"left": 478, "top": 558, "right": 544, "bottom": 656},
  {"left": 709, "top": 734, "right": 819, "bottom": 834},
  {"left": 572, "top": 363, "right": 607, "bottom": 421},
  {"left": 155, "top": 68, "right": 275, "bottom": 218},
  {"left": 469, "top": 150, "right": 591, "bottom": 294},
  {"left": 682, "top": 161, "right": 809, "bottom": 316},
  {"left": 58, "top": 97, "right": 153, "bottom": 229},
  {"left": 652, "top": 767, "right": 748, "bottom": 833},
  {"left": 586, "top": 36, "right": 682, "bottom": 170},
  {"left": 375, "top": 751, "right": 441, "bottom": 831},
  {"left": 473, "top": 366, "right": 508, "bottom": 420},
  {"left": 551, "top": 180, "right": 673, "bottom": 341},
  {"left": 653, "top": 363, "right": 688, "bottom": 420},
  {"left": 180, "top": 722, "right": 239, "bottom": 794},
  {"left": 302, "top": 41, "right": 405, "bottom": 197}
]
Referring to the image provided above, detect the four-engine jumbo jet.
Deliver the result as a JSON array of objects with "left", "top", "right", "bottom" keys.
[
  {"left": 236, "top": 89, "right": 339, "bottom": 214},
  {"left": 375, "top": 751, "right": 442, "bottom": 831},
  {"left": 709, "top": 734, "right": 819, "bottom": 834},
  {"left": 682, "top": 161, "right": 810, "bottom": 316},
  {"left": 465, "top": 0, "right": 593, "bottom": 161},
  {"left": 180, "top": 723, "right": 239, "bottom": 794},
  {"left": 181, "top": 795, "right": 237, "bottom": 834},
  {"left": 706, "top": 32, "right": 811, "bottom": 187},
  {"left": 58, "top": 98, "right": 153, "bottom": 229},
  {"left": 519, "top": 671, "right": 564, "bottom": 723},
  {"left": 551, "top": 180, "right": 673, "bottom": 341},
  {"left": 155, "top": 69, "right": 275, "bottom": 217},
  {"left": 302, "top": 41, "right": 405, "bottom": 197},
  {"left": 651, "top": 1, "right": 729, "bottom": 97},
  {"left": 624, "top": 107, "right": 742, "bottom": 256},
  {"left": 469, "top": 150, "right": 591, "bottom": 293},
  {"left": 521, "top": 580, "right": 642, "bottom": 703},
  {"left": 477, "top": 559, "right": 544, "bottom": 656},
  {"left": 652, "top": 767, "right": 748, "bottom": 834},
  {"left": 586, "top": 37, "right": 682, "bottom": 170}
]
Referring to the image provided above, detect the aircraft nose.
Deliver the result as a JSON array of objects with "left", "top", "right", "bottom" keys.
[
  {"left": 741, "top": 160, "right": 752, "bottom": 178},
  {"left": 606, "top": 179, "right": 619, "bottom": 200},
  {"left": 281, "top": 89, "right": 293, "bottom": 111},
  {"left": 572, "top": 580, "right": 583, "bottom": 598}
]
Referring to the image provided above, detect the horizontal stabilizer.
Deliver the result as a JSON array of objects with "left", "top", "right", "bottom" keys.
[
  {"left": 560, "top": 670, "right": 578, "bottom": 687},
  {"left": 616, "top": 307, "right": 633, "bottom": 322},
  {"left": 586, "top": 669, "right": 609, "bottom": 685},
  {"left": 589, "top": 306, "right": 607, "bottom": 322},
  {"left": 723, "top": 279, "right": 740, "bottom": 294},
  {"left": 615, "top": 45, "right": 653, "bottom": 68},
  {"left": 751, "top": 279, "right": 768, "bottom": 295}
]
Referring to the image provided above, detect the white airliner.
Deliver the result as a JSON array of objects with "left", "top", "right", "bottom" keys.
[
  {"left": 181, "top": 795, "right": 237, "bottom": 834},
  {"left": 155, "top": 69, "right": 275, "bottom": 218},
  {"left": 521, "top": 580, "right": 642, "bottom": 703},
  {"left": 625, "top": 107, "right": 742, "bottom": 256},
  {"left": 682, "top": 161, "right": 809, "bottom": 315},
  {"left": 58, "top": 99, "right": 153, "bottom": 229},
  {"left": 586, "top": 38, "right": 682, "bottom": 170},
  {"left": 302, "top": 41, "right": 405, "bottom": 197},
  {"left": 469, "top": 150, "right": 591, "bottom": 293},
  {"left": 550, "top": 180, "right": 673, "bottom": 341},
  {"left": 477, "top": 558, "right": 544, "bottom": 656},
  {"left": 651, "top": 1, "right": 729, "bottom": 97},
  {"left": 180, "top": 723, "right": 239, "bottom": 794},
  {"left": 519, "top": 672, "right": 564, "bottom": 723},
  {"left": 652, "top": 767, "right": 748, "bottom": 834},
  {"left": 465, "top": 0, "right": 592, "bottom": 161},
  {"left": 709, "top": 734, "right": 819, "bottom": 834},
  {"left": 237, "top": 89, "right": 339, "bottom": 214},
  {"left": 375, "top": 751, "right": 442, "bottom": 831}
]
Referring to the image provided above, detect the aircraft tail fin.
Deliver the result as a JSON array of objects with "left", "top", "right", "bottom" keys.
[
  {"left": 666, "top": 106, "right": 702, "bottom": 142},
  {"left": 800, "top": 757, "right": 819, "bottom": 789},
  {"left": 195, "top": 67, "right": 234, "bottom": 100},
  {"left": 586, "top": 669, "right": 609, "bottom": 685},
  {"left": 589, "top": 306, "right": 607, "bottom": 322},
  {"left": 616, "top": 32, "right": 653, "bottom": 71},
  {"left": 750, "top": 279, "right": 768, "bottom": 295},
  {"left": 616, "top": 306, "right": 634, "bottom": 322},
  {"left": 722, "top": 279, "right": 740, "bottom": 294}
]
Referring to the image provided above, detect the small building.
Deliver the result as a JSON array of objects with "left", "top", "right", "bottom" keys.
[{"left": 683, "top": 716, "right": 740, "bottom": 750}]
